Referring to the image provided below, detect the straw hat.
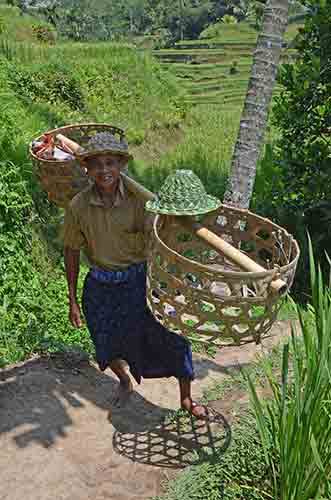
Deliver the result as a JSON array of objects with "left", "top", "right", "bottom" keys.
[
  {"left": 146, "top": 169, "right": 221, "bottom": 216},
  {"left": 75, "top": 131, "right": 133, "bottom": 161}
]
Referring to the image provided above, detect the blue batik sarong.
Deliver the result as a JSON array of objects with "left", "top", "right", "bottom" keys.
[{"left": 82, "top": 261, "right": 194, "bottom": 384}]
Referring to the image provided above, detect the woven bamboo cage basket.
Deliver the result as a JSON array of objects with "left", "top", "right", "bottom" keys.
[
  {"left": 29, "top": 123, "right": 126, "bottom": 208},
  {"left": 146, "top": 208, "right": 300, "bottom": 347}
]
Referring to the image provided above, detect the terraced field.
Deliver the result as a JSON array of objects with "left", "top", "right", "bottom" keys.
[{"left": 153, "top": 23, "right": 300, "bottom": 109}]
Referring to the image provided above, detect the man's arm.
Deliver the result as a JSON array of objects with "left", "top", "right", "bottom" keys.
[
  {"left": 62, "top": 202, "right": 86, "bottom": 328},
  {"left": 64, "top": 246, "right": 83, "bottom": 328}
]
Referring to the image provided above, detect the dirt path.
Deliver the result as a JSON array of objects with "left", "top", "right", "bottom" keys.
[{"left": 0, "top": 321, "right": 292, "bottom": 500}]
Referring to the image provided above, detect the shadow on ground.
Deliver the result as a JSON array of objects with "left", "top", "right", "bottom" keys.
[
  {"left": 112, "top": 405, "right": 230, "bottom": 469},
  {"left": 0, "top": 352, "right": 231, "bottom": 468},
  {"left": 0, "top": 354, "right": 115, "bottom": 449}
]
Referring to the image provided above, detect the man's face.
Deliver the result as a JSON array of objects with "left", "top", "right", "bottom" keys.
[{"left": 85, "top": 154, "right": 127, "bottom": 192}]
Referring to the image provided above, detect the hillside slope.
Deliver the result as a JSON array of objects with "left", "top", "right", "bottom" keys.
[
  {"left": 154, "top": 22, "right": 301, "bottom": 108},
  {"left": 0, "top": 31, "right": 186, "bottom": 367},
  {"left": 0, "top": 4, "right": 55, "bottom": 42}
]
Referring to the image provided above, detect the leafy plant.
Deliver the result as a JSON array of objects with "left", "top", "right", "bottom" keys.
[
  {"left": 10, "top": 60, "right": 86, "bottom": 111},
  {"left": 229, "top": 60, "right": 238, "bottom": 75},
  {"left": 250, "top": 2, "right": 331, "bottom": 301},
  {"left": 272, "top": 0, "right": 331, "bottom": 212},
  {"left": 154, "top": 416, "right": 272, "bottom": 500},
  {"left": 222, "top": 15, "right": 238, "bottom": 25},
  {"left": 199, "top": 21, "right": 223, "bottom": 40},
  {"left": 0, "top": 14, "right": 7, "bottom": 35},
  {"left": 153, "top": 28, "right": 174, "bottom": 49},
  {"left": 247, "top": 237, "right": 331, "bottom": 500},
  {"left": 32, "top": 24, "right": 57, "bottom": 43}
]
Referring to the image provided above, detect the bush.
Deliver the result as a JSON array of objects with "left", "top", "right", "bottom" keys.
[
  {"left": 252, "top": 1, "right": 331, "bottom": 300},
  {"left": 272, "top": 0, "right": 331, "bottom": 212},
  {"left": 153, "top": 28, "right": 174, "bottom": 49},
  {"left": 222, "top": 15, "right": 237, "bottom": 25},
  {"left": 0, "top": 14, "right": 7, "bottom": 36},
  {"left": 199, "top": 21, "right": 222, "bottom": 39},
  {"left": 10, "top": 60, "right": 86, "bottom": 111},
  {"left": 0, "top": 156, "right": 91, "bottom": 365},
  {"left": 229, "top": 61, "right": 238, "bottom": 75},
  {"left": 32, "top": 24, "right": 57, "bottom": 43}
]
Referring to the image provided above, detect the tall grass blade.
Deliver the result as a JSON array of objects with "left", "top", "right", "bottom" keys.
[{"left": 248, "top": 240, "right": 331, "bottom": 500}]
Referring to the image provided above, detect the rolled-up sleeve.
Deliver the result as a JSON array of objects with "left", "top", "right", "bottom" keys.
[{"left": 63, "top": 205, "right": 85, "bottom": 250}]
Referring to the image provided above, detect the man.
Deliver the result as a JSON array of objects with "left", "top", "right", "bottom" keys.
[{"left": 63, "top": 132, "right": 208, "bottom": 418}]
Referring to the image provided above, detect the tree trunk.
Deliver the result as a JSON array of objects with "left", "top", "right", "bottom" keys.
[
  {"left": 19, "top": 0, "right": 28, "bottom": 15},
  {"left": 130, "top": 9, "right": 134, "bottom": 32},
  {"left": 179, "top": 0, "right": 184, "bottom": 41},
  {"left": 223, "top": 0, "right": 289, "bottom": 209}
]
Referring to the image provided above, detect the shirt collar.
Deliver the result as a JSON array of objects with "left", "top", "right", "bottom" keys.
[{"left": 89, "top": 177, "right": 127, "bottom": 207}]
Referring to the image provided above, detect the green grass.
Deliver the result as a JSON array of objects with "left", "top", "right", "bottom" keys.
[
  {"left": 154, "top": 20, "right": 301, "bottom": 110},
  {"left": 132, "top": 104, "right": 241, "bottom": 199},
  {"left": 284, "top": 22, "right": 302, "bottom": 42},
  {"left": 186, "top": 78, "right": 249, "bottom": 90},
  {"left": 153, "top": 425, "right": 271, "bottom": 500},
  {"left": 180, "top": 71, "right": 250, "bottom": 84},
  {"left": 184, "top": 91, "right": 246, "bottom": 106},
  {"left": 175, "top": 41, "right": 257, "bottom": 50},
  {"left": 174, "top": 21, "right": 301, "bottom": 47},
  {"left": 182, "top": 76, "right": 228, "bottom": 86},
  {"left": 2, "top": 40, "right": 135, "bottom": 62},
  {"left": 154, "top": 48, "right": 254, "bottom": 57},
  {"left": 0, "top": 5, "right": 54, "bottom": 43},
  {"left": 248, "top": 245, "right": 331, "bottom": 499},
  {"left": 197, "top": 22, "right": 259, "bottom": 43},
  {"left": 165, "top": 61, "right": 252, "bottom": 73},
  {"left": 155, "top": 286, "right": 326, "bottom": 500},
  {"left": 0, "top": 36, "right": 188, "bottom": 367},
  {"left": 0, "top": 39, "right": 186, "bottom": 145},
  {"left": 154, "top": 320, "right": 293, "bottom": 500}
]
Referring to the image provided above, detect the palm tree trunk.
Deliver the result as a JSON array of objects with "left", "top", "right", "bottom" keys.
[
  {"left": 179, "top": 0, "right": 184, "bottom": 41},
  {"left": 130, "top": 9, "right": 134, "bottom": 32},
  {"left": 223, "top": 0, "right": 289, "bottom": 209}
]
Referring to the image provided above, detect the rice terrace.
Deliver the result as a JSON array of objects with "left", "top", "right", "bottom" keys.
[{"left": 0, "top": 1, "right": 331, "bottom": 500}]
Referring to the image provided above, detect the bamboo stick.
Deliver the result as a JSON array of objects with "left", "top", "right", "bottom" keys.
[
  {"left": 56, "top": 134, "right": 83, "bottom": 154},
  {"left": 57, "top": 133, "right": 287, "bottom": 295},
  {"left": 121, "top": 173, "right": 288, "bottom": 296}
]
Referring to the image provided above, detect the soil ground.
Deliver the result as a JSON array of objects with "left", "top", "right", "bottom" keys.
[{"left": 0, "top": 321, "right": 293, "bottom": 500}]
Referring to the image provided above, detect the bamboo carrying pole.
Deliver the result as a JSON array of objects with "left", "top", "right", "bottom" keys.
[
  {"left": 120, "top": 173, "right": 287, "bottom": 295},
  {"left": 56, "top": 134, "right": 288, "bottom": 295}
]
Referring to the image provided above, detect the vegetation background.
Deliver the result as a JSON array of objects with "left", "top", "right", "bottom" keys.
[{"left": 0, "top": 0, "right": 330, "bottom": 498}]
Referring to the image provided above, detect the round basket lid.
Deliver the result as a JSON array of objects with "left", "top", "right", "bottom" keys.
[{"left": 146, "top": 169, "right": 221, "bottom": 216}]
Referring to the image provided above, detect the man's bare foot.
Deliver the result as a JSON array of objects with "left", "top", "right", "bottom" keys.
[{"left": 111, "top": 375, "right": 134, "bottom": 408}]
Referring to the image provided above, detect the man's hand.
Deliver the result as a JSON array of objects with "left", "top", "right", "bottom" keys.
[{"left": 69, "top": 300, "right": 83, "bottom": 328}]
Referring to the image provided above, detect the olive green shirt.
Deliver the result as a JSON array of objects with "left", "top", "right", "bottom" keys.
[{"left": 63, "top": 178, "right": 149, "bottom": 271}]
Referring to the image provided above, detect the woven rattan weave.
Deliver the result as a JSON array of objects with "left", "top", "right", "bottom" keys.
[
  {"left": 146, "top": 207, "right": 299, "bottom": 347},
  {"left": 29, "top": 123, "right": 125, "bottom": 208},
  {"left": 146, "top": 169, "right": 221, "bottom": 216},
  {"left": 30, "top": 124, "right": 299, "bottom": 348}
]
